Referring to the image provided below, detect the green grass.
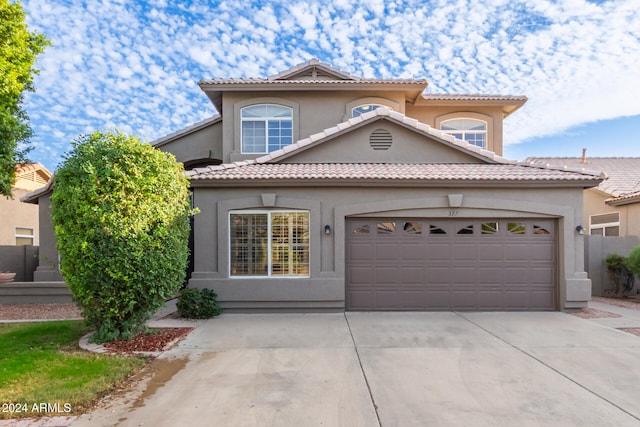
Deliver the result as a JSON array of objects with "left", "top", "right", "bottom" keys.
[{"left": 0, "top": 321, "right": 146, "bottom": 419}]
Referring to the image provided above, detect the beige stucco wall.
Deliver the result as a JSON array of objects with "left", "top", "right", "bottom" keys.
[
  {"left": 188, "top": 184, "right": 589, "bottom": 311},
  {"left": 221, "top": 91, "right": 506, "bottom": 163},
  {"left": 0, "top": 188, "right": 40, "bottom": 245},
  {"left": 584, "top": 189, "right": 640, "bottom": 237},
  {"left": 156, "top": 121, "right": 223, "bottom": 165}
]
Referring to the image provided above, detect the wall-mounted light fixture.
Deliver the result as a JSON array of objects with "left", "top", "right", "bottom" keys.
[
  {"left": 576, "top": 225, "right": 585, "bottom": 235},
  {"left": 324, "top": 225, "right": 332, "bottom": 235}
]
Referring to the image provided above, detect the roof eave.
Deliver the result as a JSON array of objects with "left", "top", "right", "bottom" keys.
[
  {"left": 189, "top": 177, "right": 602, "bottom": 188},
  {"left": 416, "top": 96, "right": 527, "bottom": 118}
]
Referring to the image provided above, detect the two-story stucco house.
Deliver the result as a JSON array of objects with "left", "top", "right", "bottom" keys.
[{"left": 27, "top": 59, "right": 603, "bottom": 311}]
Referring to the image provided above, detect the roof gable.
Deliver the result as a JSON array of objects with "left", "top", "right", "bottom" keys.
[
  {"left": 256, "top": 107, "right": 507, "bottom": 165},
  {"left": 268, "top": 58, "right": 357, "bottom": 81}
]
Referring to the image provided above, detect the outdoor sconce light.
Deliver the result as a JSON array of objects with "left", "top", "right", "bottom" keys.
[
  {"left": 576, "top": 225, "right": 585, "bottom": 235},
  {"left": 324, "top": 225, "right": 332, "bottom": 235}
]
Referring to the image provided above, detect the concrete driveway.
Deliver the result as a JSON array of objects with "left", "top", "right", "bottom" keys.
[{"left": 74, "top": 311, "right": 640, "bottom": 426}]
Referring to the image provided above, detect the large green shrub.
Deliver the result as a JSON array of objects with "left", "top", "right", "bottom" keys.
[{"left": 51, "top": 131, "right": 193, "bottom": 342}]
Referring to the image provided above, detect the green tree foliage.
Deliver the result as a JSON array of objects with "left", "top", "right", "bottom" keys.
[
  {"left": 627, "top": 246, "right": 640, "bottom": 279},
  {"left": 51, "top": 131, "right": 193, "bottom": 342},
  {"left": 0, "top": 0, "right": 50, "bottom": 196}
]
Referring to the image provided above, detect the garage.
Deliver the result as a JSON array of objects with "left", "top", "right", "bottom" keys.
[{"left": 346, "top": 218, "right": 557, "bottom": 311}]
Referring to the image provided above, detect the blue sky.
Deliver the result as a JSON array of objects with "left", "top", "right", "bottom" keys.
[{"left": 21, "top": 0, "right": 640, "bottom": 172}]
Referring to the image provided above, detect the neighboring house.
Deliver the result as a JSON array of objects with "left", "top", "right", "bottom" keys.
[
  {"left": 526, "top": 157, "right": 640, "bottom": 237},
  {"left": 25, "top": 59, "right": 603, "bottom": 311},
  {"left": 0, "top": 163, "right": 51, "bottom": 246}
]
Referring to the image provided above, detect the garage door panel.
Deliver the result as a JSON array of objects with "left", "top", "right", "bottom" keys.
[
  {"left": 427, "top": 243, "right": 451, "bottom": 260},
  {"left": 450, "top": 267, "right": 477, "bottom": 284},
  {"left": 347, "top": 218, "right": 556, "bottom": 311},
  {"left": 375, "top": 267, "right": 401, "bottom": 285},
  {"left": 530, "top": 267, "right": 554, "bottom": 284},
  {"left": 452, "top": 244, "right": 477, "bottom": 260},
  {"left": 348, "top": 267, "right": 373, "bottom": 285},
  {"left": 476, "top": 267, "right": 504, "bottom": 284},
  {"left": 348, "top": 291, "right": 376, "bottom": 310},
  {"left": 425, "top": 290, "right": 452, "bottom": 308},
  {"left": 477, "top": 291, "right": 503, "bottom": 309},
  {"left": 426, "top": 267, "right": 451, "bottom": 285},
  {"left": 402, "top": 243, "right": 426, "bottom": 260},
  {"left": 529, "top": 244, "right": 554, "bottom": 261},
  {"left": 529, "top": 290, "right": 555, "bottom": 308},
  {"left": 402, "top": 268, "right": 426, "bottom": 284},
  {"left": 376, "top": 243, "right": 402, "bottom": 260},
  {"left": 402, "top": 291, "right": 427, "bottom": 309},
  {"left": 505, "top": 244, "right": 529, "bottom": 260},
  {"left": 451, "top": 291, "right": 477, "bottom": 308},
  {"left": 376, "top": 291, "right": 403, "bottom": 309},
  {"left": 349, "top": 243, "right": 374, "bottom": 261},
  {"left": 478, "top": 244, "right": 505, "bottom": 260}
]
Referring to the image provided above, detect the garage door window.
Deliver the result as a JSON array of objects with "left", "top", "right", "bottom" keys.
[
  {"left": 508, "top": 222, "right": 526, "bottom": 235},
  {"left": 482, "top": 222, "right": 499, "bottom": 234},
  {"left": 230, "top": 211, "right": 309, "bottom": 277}
]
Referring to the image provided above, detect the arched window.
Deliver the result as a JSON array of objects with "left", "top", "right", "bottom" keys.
[
  {"left": 352, "top": 104, "right": 390, "bottom": 117},
  {"left": 441, "top": 118, "right": 487, "bottom": 148},
  {"left": 241, "top": 104, "right": 293, "bottom": 153}
]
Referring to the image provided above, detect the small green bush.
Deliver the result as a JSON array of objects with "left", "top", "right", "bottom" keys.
[
  {"left": 605, "top": 253, "right": 627, "bottom": 270},
  {"left": 177, "top": 288, "right": 222, "bottom": 319}
]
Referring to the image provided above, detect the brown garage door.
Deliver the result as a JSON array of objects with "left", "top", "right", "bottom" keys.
[{"left": 346, "top": 218, "right": 556, "bottom": 311}]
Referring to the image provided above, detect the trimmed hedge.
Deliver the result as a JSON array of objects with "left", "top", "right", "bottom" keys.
[{"left": 51, "top": 131, "right": 193, "bottom": 342}]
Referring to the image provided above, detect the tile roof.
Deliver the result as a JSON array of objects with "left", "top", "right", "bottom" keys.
[
  {"left": 188, "top": 108, "right": 604, "bottom": 186},
  {"left": 188, "top": 163, "right": 603, "bottom": 185},
  {"left": 526, "top": 157, "right": 640, "bottom": 197},
  {"left": 267, "top": 58, "right": 358, "bottom": 81},
  {"left": 199, "top": 77, "right": 428, "bottom": 86},
  {"left": 422, "top": 94, "right": 528, "bottom": 102}
]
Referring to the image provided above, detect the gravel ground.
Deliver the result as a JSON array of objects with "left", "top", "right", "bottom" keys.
[{"left": 0, "top": 303, "right": 82, "bottom": 321}]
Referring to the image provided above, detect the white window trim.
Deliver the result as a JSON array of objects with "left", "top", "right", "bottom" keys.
[
  {"left": 228, "top": 210, "right": 310, "bottom": 279},
  {"left": 589, "top": 212, "right": 620, "bottom": 236},
  {"left": 440, "top": 117, "right": 488, "bottom": 149},
  {"left": 240, "top": 104, "right": 293, "bottom": 155},
  {"left": 15, "top": 227, "right": 35, "bottom": 245},
  {"left": 351, "top": 104, "right": 393, "bottom": 117}
]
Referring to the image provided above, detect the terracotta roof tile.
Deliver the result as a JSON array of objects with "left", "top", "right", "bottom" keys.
[
  {"left": 422, "top": 94, "right": 528, "bottom": 102},
  {"left": 188, "top": 163, "right": 603, "bottom": 185},
  {"left": 526, "top": 157, "right": 640, "bottom": 197}
]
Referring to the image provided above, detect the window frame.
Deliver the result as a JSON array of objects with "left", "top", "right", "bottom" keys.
[
  {"left": 440, "top": 118, "right": 488, "bottom": 148},
  {"left": 352, "top": 104, "right": 392, "bottom": 117},
  {"left": 229, "top": 210, "right": 310, "bottom": 278},
  {"left": 15, "top": 227, "right": 34, "bottom": 246},
  {"left": 240, "top": 104, "right": 293, "bottom": 154},
  {"left": 589, "top": 212, "right": 621, "bottom": 236}
]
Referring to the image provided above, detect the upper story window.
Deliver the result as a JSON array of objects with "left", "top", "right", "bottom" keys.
[
  {"left": 241, "top": 104, "right": 293, "bottom": 154},
  {"left": 441, "top": 118, "right": 487, "bottom": 148},
  {"left": 352, "top": 104, "right": 390, "bottom": 117}
]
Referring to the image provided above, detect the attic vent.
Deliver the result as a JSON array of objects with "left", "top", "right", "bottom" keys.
[{"left": 369, "top": 129, "right": 392, "bottom": 150}]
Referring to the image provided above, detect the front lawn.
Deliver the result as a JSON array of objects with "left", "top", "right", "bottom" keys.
[{"left": 0, "top": 320, "right": 146, "bottom": 419}]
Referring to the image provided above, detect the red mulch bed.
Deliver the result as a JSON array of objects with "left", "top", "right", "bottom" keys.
[{"left": 103, "top": 327, "right": 194, "bottom": 353}]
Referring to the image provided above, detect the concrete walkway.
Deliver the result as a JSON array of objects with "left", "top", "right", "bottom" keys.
[{"left": 71, "top": 309, "right": 640, "bottom": 427}]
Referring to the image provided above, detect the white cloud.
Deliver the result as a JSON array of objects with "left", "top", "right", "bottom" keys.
[{"left": 19, "top": 0, "right": 640, "bottom": 170}]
